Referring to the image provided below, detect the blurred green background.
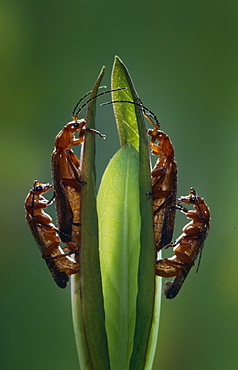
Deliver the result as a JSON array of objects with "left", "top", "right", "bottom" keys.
[{"left": 1, "top": 0, "right": 238, "bottom": 369}]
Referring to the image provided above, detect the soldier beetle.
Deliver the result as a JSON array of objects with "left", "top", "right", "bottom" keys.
[
  {"left": 101, "top": 99, "right": 177, "bottom": 251},
  {"left": 52, "top": 88, "right": 126, "bottom": 252},
  {"left": 25, "top": 180, "right": 79, "bottom": 288},
  {"left": 146, "top": 115, "right": 177, "bottom": 251},
  {"left": 156, "top": 188, "right": 210, "bottom": 299}
]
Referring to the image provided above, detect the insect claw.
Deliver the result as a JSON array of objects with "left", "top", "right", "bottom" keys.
[
  {"left": 86, "top": 127, "right": 106, "bottom": 139},
  {"left": 174, "top": 203, "right": 188, "bottom": 213}
]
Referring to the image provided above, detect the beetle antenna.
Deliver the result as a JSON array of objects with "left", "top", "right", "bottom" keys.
[
  {"left": 100, "top": 100, "right": 160, "bottom": 128},
  {"left": 73, "top": 87, "right": 127, "bottom": 118},
  {"left": 72, "top": 86, "right": 107, "bottom": 117}
]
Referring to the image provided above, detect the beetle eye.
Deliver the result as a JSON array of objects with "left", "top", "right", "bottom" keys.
[
  {"left": 73, "top": 122, "right": 79, "bottom": 128},
  {"left": 35, "top": 185, "right": 42, "bottom": 192},
  {"left": 190, "top": 196, "right": 197, "bottom": 203}
]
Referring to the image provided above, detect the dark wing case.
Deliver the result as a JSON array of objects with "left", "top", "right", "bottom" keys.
[{"left": 51, "top": 151, "right": 73, "bottom": 242}]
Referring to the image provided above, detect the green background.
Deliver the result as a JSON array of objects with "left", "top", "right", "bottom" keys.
[{"left": 1, "top": 1, "right": 238, "bottom": 369}]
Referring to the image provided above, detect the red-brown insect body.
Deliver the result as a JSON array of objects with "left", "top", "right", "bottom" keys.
[
  {"left": 25, "top": 180, "right": 79, "bottom": 288},
  {"left": 156, "top": 188, "right": 210, "bottom": 298},
  {"left": 148, "top": 127, "right": 177, "bottom": 251},
  {"left": 51, "top": 119, "right": 86, "bottom": 251}
]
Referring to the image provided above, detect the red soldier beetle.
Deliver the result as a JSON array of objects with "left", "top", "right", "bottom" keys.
[
  {"left": 156, "top": 187, "right": 210, "bottom": 299},
  {"left": 25, "top": 180, "right": 79, "bottom": 288},
  {"left": 146, "top": 114, "right": 177, "bottom": 251},
  {"left": 52, "top": 88, "right": 127, "bottom": 252},
  {"left": 101, "top": 99, "right": 177, "bottom": 251}
]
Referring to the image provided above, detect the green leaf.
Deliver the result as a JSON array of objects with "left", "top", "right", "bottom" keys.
[
  {"left": 111, "top": 56, "right": 140, "bottom": 150},
  {"left": 111, "top": 56, "right": 161, "bottom": 370},
  {"left": 71, "top": 66, "right": 110, "bottom": 370},
  {"left": 144, "top": 275, "right": 162, "bottom": 370},
  {"left": 97, "top": 143, "right": 141, "bottom": 370},
  {"left": 71, "top": 274, "right": 91, "bottom": 370}
]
